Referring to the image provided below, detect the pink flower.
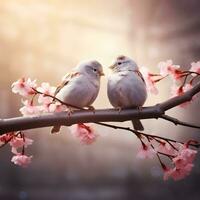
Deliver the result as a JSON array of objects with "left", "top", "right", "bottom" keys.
[
  {"left": 48, "top": 102, "right": 67, "bottom": 113},
  {"left": 158, "top": 60, "right": 173, "bottom": 76},
  {"left": 9, "top": 136, "right": 33, "bottom": 154},
  {"left": 163, "top": 146, "right": 197, "bottom": 181},
  {"left": 70, "top": 123, "right": 98, "bottom": 145},
  {"left": 39, "top": 102, "right": 67, "bottom": 113},
  {"left": 19, "top": 100, "right": 42, "bottom": 116},
  {"left": 171, "top": 83, "right": 194, "bottom": 107},
  {"left": 158, "top": 60, "right": 182, "bottom": 80},
  {"left": 38, "top": 104, "right": 49, "bottom": 113},
  {"left": 163, "top": 164, "right": 194, "bottom": 181},
  {"left": 163, "top": 168, "right": 171, "bottom": 180},
  {"left": 156, "top": 142, "right": 175, "bottom": 155},
  {"left": 136, "top": 143, "right": 156, "bottom": 159},
  {"left": 170, "top": 84, "right": 183, "bottom": 97},
  {"left": 37, "top": 82, "right": 56, "bottom": 105},
  {"left": 173, "top": 147, "right": 197, "bottom": 168},
  {"left": 12, "top": 78, "right": 37, "bottom": 97},
  {"left": 190, "top": 61, "right": 200, "bottom": 75},
  {"left": 140, "top": 67, "right": 159, "bottom": 95},
  {"left": 11, "top": 154, "right": 32, "bottom": 167},
  {"left": 10, "top": 136, "right": 33, "bottom": 148},
  {"left": 180, "top": 83, "right": 195, "bottom": 108},
  {"left": 0, "top": 133, "right": 13, "bottom": 145}
]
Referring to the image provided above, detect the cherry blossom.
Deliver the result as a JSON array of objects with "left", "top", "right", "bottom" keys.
[
  {"left": 19, "top": 100, "right": 42, "bottom": 116},
  {"left": 37, "top": 82, "right": 56, "bottom": 105},
  {"left": 39, "top": 102, "right": 67, "bottom": 114},
  {"left": 174, "top": 146, "right": 197, "bottom": 167},
  {"left": 11, "top": 154, "right": 32, "bottom": 167},
  {"left": 0, "top": 133, "right": 14, "bottom": 145},
  {"left": 170, "top": 83, "right": 193, "bottom": 97},
  {"left": 12, "top": 78, "right": 37, "bottom": 97},
  {"left": 163, "top": 164, "right": 194, "bottom": 181},
  {"left": 190, "top": 61, "right": 200, "bottom": 75},
  {"left": 170, "top": 83, "right": 194, "bottom": 107},
  {"left": 136, "top": 143, "right": 156, "bottom": 159},
  {"left": 10, "top": 136, "right": 33, "bottom": 149},
  {"left": 9, "top": 136, "right": 33, "bottom": 154},
  {"left": 158, "top": 60, "right": 182, "bottom": 80},
  {"left": 158, "top": 60, "right": 173, "bottom": 76},
  {"left": 170, "top": 84, "right": 183, "bottom": 97},
  {"left": 70, "top": 123, "right": 98, "bottom": 145},
  {"left": 48, "top": 102, "right": 67, "bottom": 113},
  {"left": 163, "top": 146, "right": 197, "bottom": 181},
  {"left": 155, "top": 142, "right": 176, "bottom": 155},
  {"left": 140, "top": 67, "right": 159, "bottom": 95},
  {"left": 180, "top": 83, "right": 195, "bottom": 108}
]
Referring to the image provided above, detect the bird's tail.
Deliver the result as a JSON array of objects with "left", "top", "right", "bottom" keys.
[
  {"left": 131, "top": 120, "right": 144, "bottom": 131},
  {"left": 51, "top": 125, "right": 61, "bottom": 133}
]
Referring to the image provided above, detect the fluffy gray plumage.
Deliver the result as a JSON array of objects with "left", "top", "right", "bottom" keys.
[
  {"left": 56, "top": 60, "right": 104, "bottom": 108},
  {"left": 51, "top": 60, "right": 104, "bottom": 133},
  {"left": 107, "top": 55, "right": 147, "bottom": 130}
]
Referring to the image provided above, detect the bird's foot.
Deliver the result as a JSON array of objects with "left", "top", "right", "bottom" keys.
[
  {"left": 66, "top": 107, "right": 74, "bottom": 117},
  {"left": 87, "top": 105, "right": 95, "bottom": 114},
  {"left": 116, "top": 107, "right": 122, "bottom": 114},
  {"left": 137, "top": 106, "right": 143, "bottom": 113}
]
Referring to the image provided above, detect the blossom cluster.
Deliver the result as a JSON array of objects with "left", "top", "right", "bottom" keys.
[
  {"left": 141, "top": 60, "right": 200, "bottom": 107},
  {"left": 11, "top": 78, "right": 97, "bottom": 144},
  {"left": 9, "top": 78, "right": 98, "bottom": 166},
  {"left": 70, "top": 123, "right": 98, "bottom": 145},
  {"left": 0, "top": 132, "right": 33, "bottom": 167},
  {"left": 136, "top": 135, "right": 198, "bottom": 181},
  {"left": 12, "top": 79, "right": 68, "bottom": 116}
]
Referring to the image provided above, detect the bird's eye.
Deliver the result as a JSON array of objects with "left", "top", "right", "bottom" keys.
[
  {"left": 93, "top": 68, "right": 97, "bottom": 72},
  {"left": 118, "top": 62, "right": 122, "bottom": 65}
]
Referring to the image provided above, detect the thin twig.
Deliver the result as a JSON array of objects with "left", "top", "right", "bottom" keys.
[
  {"left": 160, "top": 114, "right": 200, "bottom": 129},
  {"left": 32, "top": 88, "right": 83, "bottom": 110},
  {"left": 96, "top": 122, "right": 200, "bottom": 148}
]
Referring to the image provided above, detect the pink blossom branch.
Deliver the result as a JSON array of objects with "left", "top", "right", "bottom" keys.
[
  {"left": 160, "top": 81, "right": 200, "bottom": 111},
  {"left": 0, "top": 81, "right": 200, "bottom": 135}
]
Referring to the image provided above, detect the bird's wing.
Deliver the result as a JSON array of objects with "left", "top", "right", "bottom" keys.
[
  {"left": 134, "top": 70, "right": 146, "bottom": 85},
  {"left": 54, "top": 72, "right": 80, "bottom": 97}
]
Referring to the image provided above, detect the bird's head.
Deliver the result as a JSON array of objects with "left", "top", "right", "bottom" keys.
[
  {"left": 109, "top": 55, "right": 138, "bottom": 72},
  {"left": 76, "top": 60, "right": 104, "bottom": 79}
]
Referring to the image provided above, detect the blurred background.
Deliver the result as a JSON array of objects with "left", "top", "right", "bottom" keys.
[{"left": 0, "top": 0, "right": 200, "bottom": 199}]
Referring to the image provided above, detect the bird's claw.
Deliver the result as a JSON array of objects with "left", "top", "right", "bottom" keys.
[
  {"left": 66, "top": 107, "right": 74, "bottom": 117},
  {"left": 87, "top": 105, "right": 95, "bottom": 114},
  {"left": 116, "top": 107, "right": 122, "bottom": 114},
  {"left": 137, "top": 106, "right": 143, "bottom": 113}
]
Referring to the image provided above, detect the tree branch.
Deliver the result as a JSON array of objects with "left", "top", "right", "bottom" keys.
[
  {"left": 160, "top": 114, "right": 200, "bottom": 129},
  {"left": 0, "top": 106, "right": 163, "bottom": 134},
  {"left": 0, "top": 81, "right": 200, "bottom": 135},
  {"left": 160, "top": 81, "right": 200, "bottom": 111}
]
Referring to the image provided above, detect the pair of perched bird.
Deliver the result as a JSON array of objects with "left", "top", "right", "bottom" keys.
[{"left": 54, "top": 55, "right": 147, "bottom": 131}]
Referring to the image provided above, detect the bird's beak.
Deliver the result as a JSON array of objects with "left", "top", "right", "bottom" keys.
[
  {"left": 99, "top": 71, "right": 105, "bottom": 76},
  {"left": 108, "top": 64, "right": 116, "bottom": 69}
]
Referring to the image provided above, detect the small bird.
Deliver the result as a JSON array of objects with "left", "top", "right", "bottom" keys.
[
  {"left": 107, "top": 55, "right": 147, "bottom": 130},
  {"left": 52, "top": 60, "right": 104, "bottom": 133}
]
